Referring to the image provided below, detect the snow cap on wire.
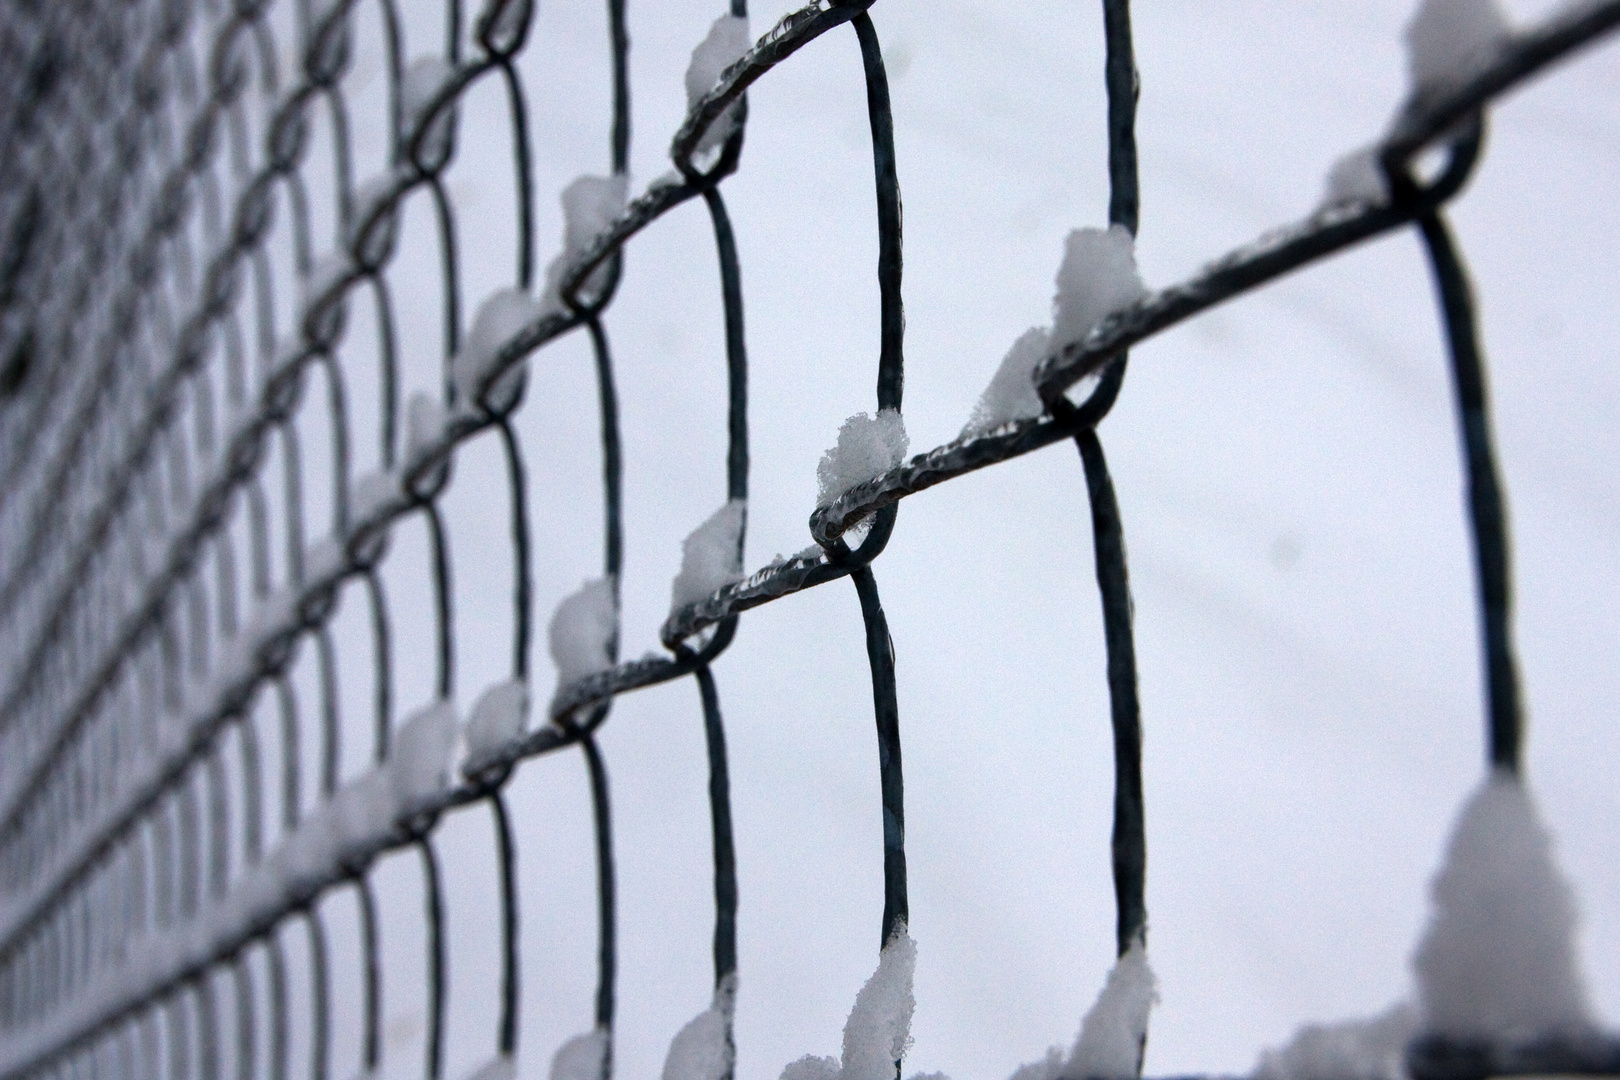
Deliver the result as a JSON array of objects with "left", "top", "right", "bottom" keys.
[
  {"left": 542, "top": 174, "right": 630, "bottom": 310},
  {"left": 1404, "top": 0, "right": 1511, "bottom": 92},
  {"left": 662, "top": 973, "right": 738, "bottom": 1080},
  {"left": 780, "top": 924, "right": 940, "bottom": 1080},
  {"left": 453, "top": 288, "right": 546, "bottom": 413},
  {"left": 1412, "top": 770, "right": 1591, "bottom": 1039},
  {"left": 962, "top": 327, "right": 1051, "bottom": 438},
  {"left": 550, "top": 1028, "right": 609, "bottom": 1080},
  {"left": 1253, "top": 1003, "right": 1418, "bottom": 1080},
  {"left": 1052, "top": 224, "right": 1147, "bottom": 353},
  {"left": 1007, "top": 939, "right": 1157, "bottom": 1080},
  {"left": 685, "top": 14, "right": 752, "bottom": 158},
  {"left": 549, "top": 577, "right": 618, "bottom": 688},
  {"left": 816, "top": 410, "right": 909, "bottom": 508},
  {"left": 670, "top": 500, "right": 746, "bottom": 615}
]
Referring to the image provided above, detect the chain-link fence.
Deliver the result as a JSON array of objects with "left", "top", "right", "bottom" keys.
[{"left": 0, "top": 0, "right": 1617, "bottom": 1078}]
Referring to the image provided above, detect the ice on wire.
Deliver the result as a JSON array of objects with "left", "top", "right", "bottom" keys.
[
  {"left": 549, "top": 578, "right": 618, "bottom": 687},
  {"left": 1404, "top": 0, "right": 1511, "bottom": 92},
  {"left": 1010, "top": 940, "right": 1157, "bottom": 1080},
  {"left": 962, "top": 327, "right": 1051, "bottom": 438},
  {"left": 685, "top": 14, "right": 752, "bottom": 158},
  {"left": 1253, "top": 1002, "right": 1418, "bottom": 1080},
  {"left": 1052, "top": 225, "right": 1148, "bottom": 352},
  {"left": 662, "top": 973, "right": 737, "bottom": 1080},
  {"left": 454, "top": 288, "right": 546, "bottom": 411},
  {"left": 671, "top": 500, "right": 747, "bottom": 614},
  {"left": 550, "top": 1028, "right": 610, "bottom": 1080},
  {"left": 542, "top": 174, "right": 630, "bottom": 309},
  {"left": 1412, "top": 769, "right": 1591, "bottom": 1038},
  {"left": 465, "top": 679, "right": 530, "bottom": 761},
  {"left": 780, "top": 924, "right": 932, "bottom": 1080},
  {"left": 816, "top": 410, "right": 909, "bottom": 507}
]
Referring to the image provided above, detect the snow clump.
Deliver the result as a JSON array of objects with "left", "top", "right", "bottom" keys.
[
  {"left": 1052, "top": 225, "right": 1148, "bottom": 352},
  {"left": 464, "top": 680, "right": 529, "bottom": 761},
  {"left": 670, "top": 500, "right": 746, "bottom": 614},
  {"left": 962, "top": 327, "right": 1051, "bottom": 438},
  {"left": 550, "top": 1028, "right": 609, "bottom": 1080},
  {"left": 1253, "top": 1002, "right": 1419, "bottom": 1080},
  {"left": 549, "top": 578, "right": 618, "bottom": 687},
  {"left": 1412, "top": 769, "right": 1591, "bottom": 1039},
  {"left": 461, "top": 1055, "right": 516, "bottom": 1080},
  {"left": 408, "top": 392, "right": 447, "bottom": 458},
  {"left": 662, "top": 974, "right": 737, "bottom": 1080},
  {"left": 780, "top": 924, "right": 935, "bottom": 1080},
  {"left": 1007, "top": 940, "right": 1157, "bottom": 1080},
  {"left": 391, "top": 700, "right": 459, "bottom": 813},
  {"left": 685, "top": 15, "right": 752, "bottom": 157},
  {"left": 453, "top": 289, "right": 545, "bottom": 411},
  {"left": 542, "top": 174, "right": 630, "bottom": 309},
  {"left": 1322, "top": 146, "right": 1389, "bottom": 208},
  {"left": 816, "top": 410, "right": 908, "bottom": 507},
  {"left": 401, "top": 57, "right": 457, "bottom": 168},
  {"left": 1405, "top": 0, "right": 1511, "bottom": 91}
]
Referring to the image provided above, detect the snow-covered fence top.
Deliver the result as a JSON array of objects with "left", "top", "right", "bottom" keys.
[{"left": 0, "top": 1, "right": 1617, "bottom": 1080}]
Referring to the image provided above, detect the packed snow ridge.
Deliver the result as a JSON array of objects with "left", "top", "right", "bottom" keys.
[
  {"left": 817, "top": 410, "right": 909, "bottom": 507},
  {"left": 663, "top": 973, "right": 738, "bottom": 1080},
  {"left": 685, "top": 14, "right": 752, "bottom": 157},
  {"left": 1252, "top": 769, "right": 1593, "bottom": 1080},
  {"left": 549, "top": 577, "right": 618, "bottom": 689},
  {"left": 964, "top": 226, "right": 1146, "bottom": 437},
  {"left": 1404, "top": 0, "right": 1511, "bottom": 92},
  {"left": 670, "top": 500, "right": 747, "bottom": 614},
  {"left": 1008, "top": 939, "right": 1158, "bottom": 1080}
]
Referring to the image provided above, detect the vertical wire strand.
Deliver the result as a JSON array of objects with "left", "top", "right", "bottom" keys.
[
  {"left": 490, "top": 791, "right": 520, "bottom": 1057},
  {"left": 1416, "top": 210, "right": 1523, "bottom": 774},
  {"left": 851, "top": 567, "right": 907, "bottom": 950},
  {"left": 354, "top": 876, "right": 381, "bottom": 1075},
  {"left": 579, "top": 734, "right": 616, "bottom": 1040},
  {"left": 850, "top": 14, "right": 903, "bottom": 412},
  {"left": 418, "top": 838, "right": 446, "bottom": 1080},
  {"left": 694, "top": 665, "right": 737, "bottom": 986},
  {"left": 1083, "top": 0, "right": 1148, "bottom": 961}
]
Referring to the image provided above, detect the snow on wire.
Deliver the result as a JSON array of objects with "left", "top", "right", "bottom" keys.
[{"left": 0, "top": 1, "right": 1618, "bottom": 1080}]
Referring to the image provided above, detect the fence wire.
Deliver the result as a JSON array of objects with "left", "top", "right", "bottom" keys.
[{"left": 0, "top": 1, "right": 1617, "bottom": 1079}]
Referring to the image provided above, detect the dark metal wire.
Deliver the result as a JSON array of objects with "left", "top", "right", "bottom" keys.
[{"left": 1, "top": 2, "right": 1618, "bottom": 1080}]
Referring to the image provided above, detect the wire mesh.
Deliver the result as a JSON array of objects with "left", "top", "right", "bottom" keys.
[{"left": 0, "top": 1, "right": 1617, "bottom": 1078}]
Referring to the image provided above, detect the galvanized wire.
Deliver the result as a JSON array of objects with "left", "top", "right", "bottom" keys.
[{"left": 0, "top": 1, "right": 1618, "bottom": 1079}]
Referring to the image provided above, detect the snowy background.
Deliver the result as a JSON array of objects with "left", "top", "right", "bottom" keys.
[{"left": 59, "top": 0, "right": 1619, "bottom": 1078}]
